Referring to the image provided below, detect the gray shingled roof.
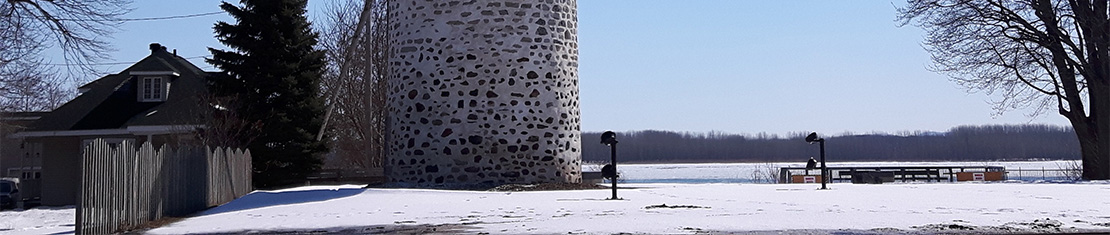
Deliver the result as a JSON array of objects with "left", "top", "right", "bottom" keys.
[{"left": 31, "top": 44, "right": 211, "bottom": 131}]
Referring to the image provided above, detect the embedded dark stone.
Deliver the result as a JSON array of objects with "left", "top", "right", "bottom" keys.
[
  {"left": 464, "top": 166, "right": 480, "bottom": 173},
  {"left": 527, "top": 71, "right": 539, "bottom": 79},
  {"left": 426, "top": 165, "right": 439, "bottom": 173},
  {"left": 468, "top": 135, "right": 482, "bottom": 144}
]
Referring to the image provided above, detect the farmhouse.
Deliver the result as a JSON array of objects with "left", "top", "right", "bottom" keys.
[{"left": 10, "top": 43, "right": 213, "bottom": 206}]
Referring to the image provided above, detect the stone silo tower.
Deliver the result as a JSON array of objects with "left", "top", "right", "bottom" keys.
[{"left": 386, "top": 0, "right": 581, "bottom": 184}]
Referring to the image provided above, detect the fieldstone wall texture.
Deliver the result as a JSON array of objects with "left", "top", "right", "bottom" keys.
[{"left": 386, "top": 0, "right": 581, "bottom": 184}]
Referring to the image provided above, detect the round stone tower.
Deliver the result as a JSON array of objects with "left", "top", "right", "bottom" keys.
[{"left": 386, "top": 0, "right": 581, "bottom": 184}]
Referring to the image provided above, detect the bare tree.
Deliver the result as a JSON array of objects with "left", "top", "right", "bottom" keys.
[
  {"left": 193, "top": 95, "right": 262, "bottom": 148},
  {"left": 316, "top": 0, "right": 389, "bottom": 169},
  {"left": 0, "top": 0, "right": 128, "bottom": 112},
  {"left": 898, "top": 0, "right": 1110, "bottom": 179},
  {"left": 0, "top": 4, "right": 73, "bottom": 112},
  {"left": 2, "top": 0, "right": 129, "bottom": 72}
]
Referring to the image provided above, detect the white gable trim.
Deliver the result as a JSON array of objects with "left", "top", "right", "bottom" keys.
[
  {"left": 129, "top": 71, "right": 180, "bottom": 76},
  {"left": 10, "top": 125, "right": 204, "bottom": 138}
]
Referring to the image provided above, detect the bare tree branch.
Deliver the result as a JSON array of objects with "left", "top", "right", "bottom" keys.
[
  {"left": 316, "top": 0, "right": 389, "bottom": 169},
  {"left": 898, "top": 0, "right": 1110, "bottom": 179},
  {"left": 2, "top": 0, "right": 129, "bottom": 75}
]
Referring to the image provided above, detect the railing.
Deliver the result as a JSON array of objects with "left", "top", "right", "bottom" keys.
[
  {"left": 1007, "top": 167, "right": 1081, "bottom": 181},
  {"left": 77, "top": 139, "right": 251, "bottom": 234},
  {"left": 778, "top": 166, "right": 1006, "bottom": 183}
]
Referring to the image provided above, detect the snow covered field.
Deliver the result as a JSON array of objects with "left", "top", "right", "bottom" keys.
[
  {"left": 147, "top": 182, "right": 1109, "bottom": 234},
  {"left": 2, "top": 161, "right": 1106, "bottom": 234},
  {"left": 0, "top": 206, "right": 74, "bottom": 235}
]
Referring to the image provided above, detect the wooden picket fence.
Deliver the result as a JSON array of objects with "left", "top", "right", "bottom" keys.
[{"left": 77, "top": 139, "right": 252, "bottom": 234}]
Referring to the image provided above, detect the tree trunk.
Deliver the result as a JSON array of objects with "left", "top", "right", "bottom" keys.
[
  {"left": 1073, "top": 83, "right": 1110, "bottom": 180},
  {"left": 1076, "top": 130, "right": 1110, "bottom": 180}
]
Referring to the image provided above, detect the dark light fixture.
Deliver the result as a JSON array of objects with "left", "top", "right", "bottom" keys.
[
  {"left": 600, "top": 131, "right": 620, "bottom": 200},
  {"left": 805, "top": 132, "right": 828, "bottom": 190},
  {"left": 806, "top": 157, "right": 817, "bottom": 175}
]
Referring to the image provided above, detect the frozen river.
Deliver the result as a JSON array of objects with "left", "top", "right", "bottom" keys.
[{"left": 604, "top": 160, "right": 1081, "bottom": 184}]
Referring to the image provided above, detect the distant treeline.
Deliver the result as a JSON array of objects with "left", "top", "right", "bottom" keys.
[{"left": 581, "top": 124, "right": 1079, "bottom": 163}]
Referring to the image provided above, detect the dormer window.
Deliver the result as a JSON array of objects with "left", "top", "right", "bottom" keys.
[
  {"left": 130, "top": 71, "right": 177, "bottom": 102},
  {"left": 142, "top": 77, "right": 164, "bottom": 101},
  {"left": 140, "top": 77, "right": 167, "bottom": 102}
]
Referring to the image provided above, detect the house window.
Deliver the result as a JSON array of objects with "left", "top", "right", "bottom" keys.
[
  {"left": 81, "top": 138, "right": 134, "bottom": 152},
  {"left": 141, "top": 77, "right": 165, "bottom": 102}
]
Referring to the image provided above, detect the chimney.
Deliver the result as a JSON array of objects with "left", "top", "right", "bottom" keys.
[{"left": 149, "top": 43, "right": 166, "bottom": 54}]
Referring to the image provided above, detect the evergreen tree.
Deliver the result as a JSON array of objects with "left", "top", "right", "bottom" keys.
[{"left": 207, "top": 0, "right": 328, "bottom": 188}]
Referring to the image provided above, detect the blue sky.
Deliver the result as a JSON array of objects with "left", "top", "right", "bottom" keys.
[{"left": 68, "top": 1, "right": 1070, "bottom": 136}]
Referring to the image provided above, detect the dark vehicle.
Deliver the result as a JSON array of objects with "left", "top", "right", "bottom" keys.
[{"left": 0, "top": 178, "right": 20, "bottom": 210}]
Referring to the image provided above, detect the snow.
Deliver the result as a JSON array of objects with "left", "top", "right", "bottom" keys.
[
  {"left": 145, "top": 182, "right": 1110, "bottom": 234},
  {"left": 0, "top": 206, "right": 75, "bottom": 235},
  {"left": 3, "top": 161, "right": 1107, "bottom": 234}
]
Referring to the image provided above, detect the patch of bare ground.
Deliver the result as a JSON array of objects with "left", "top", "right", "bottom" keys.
[
  {"left": 366, "top": 182, "right": 607, "bottom": 191},
  {"left": 488, "top": 183, "right": 607, "bottom": 191},
  {"left": 119, "top": 217, "right": 186, "bottom": 234}
]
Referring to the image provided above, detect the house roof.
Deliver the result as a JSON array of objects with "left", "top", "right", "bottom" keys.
[{"left": 31, "top": 43, "right": 211, "bottom": 132}]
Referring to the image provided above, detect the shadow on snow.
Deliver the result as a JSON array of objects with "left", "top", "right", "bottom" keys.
[{"left": 201, "top": 188, "right": 365, "bottom": 216}]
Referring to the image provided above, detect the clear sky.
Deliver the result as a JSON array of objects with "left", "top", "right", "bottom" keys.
[{"left": 67, "top": 1, "right": 1070, "bottom": 136}]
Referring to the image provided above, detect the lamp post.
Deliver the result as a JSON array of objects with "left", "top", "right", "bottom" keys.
[
  {"left": 600, "top": 131, "right": 619, "bottom": 200},
  {"left": 805, "top": 132, "right": 828, "bottom": 190}
]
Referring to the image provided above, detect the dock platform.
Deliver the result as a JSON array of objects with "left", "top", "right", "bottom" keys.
[{"left": 778, "top": 165, "right": 1006, "bottom": 183}]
